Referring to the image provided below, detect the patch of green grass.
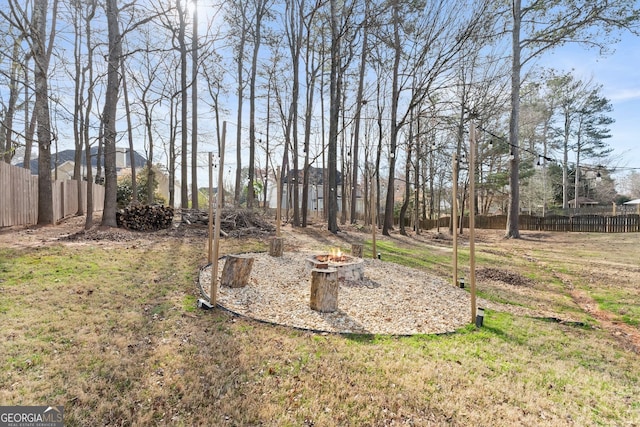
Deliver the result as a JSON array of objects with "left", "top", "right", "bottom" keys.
[
  {"left": 366, "top": 240, "right": 450, "bottom": 272},
  {"left": 2, "top": 230, "right": 640, "bottom": 426},
  {"left": 593, "top": 294, "right": 640, "bottom": 326},
  {"left": 182, "top": 294, "right": 198, "bottom": 312}
]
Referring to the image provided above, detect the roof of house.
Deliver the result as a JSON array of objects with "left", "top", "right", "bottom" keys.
[{"left": 17, "top": 147, "right": 147, "bottom": 174}]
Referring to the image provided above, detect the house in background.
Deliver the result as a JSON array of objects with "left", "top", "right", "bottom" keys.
[
  {"left": 265, "top": 167, "right": 344, "bottom": 213},
  {"left": 19, "top": 146, "right": 147, "bottom": 179},
  {"left": 18, "top": 147, "right": 180, "bottom": 205}
]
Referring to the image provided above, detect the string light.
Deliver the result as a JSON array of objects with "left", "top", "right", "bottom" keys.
[{"left": 477, "top": 125, "right": 553, "bottom": 163}]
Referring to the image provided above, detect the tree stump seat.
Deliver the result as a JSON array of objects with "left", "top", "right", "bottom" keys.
[
  {"left": 310, "top": 267, "right": 338, "bottom": 312},
  {"left": 220, "top": 255, "right": 255, "bottom": 288}
]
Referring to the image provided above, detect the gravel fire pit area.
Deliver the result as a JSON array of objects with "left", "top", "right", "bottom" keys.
[{"left": 200, "top": 251, "right": 476, "bottom": 335}]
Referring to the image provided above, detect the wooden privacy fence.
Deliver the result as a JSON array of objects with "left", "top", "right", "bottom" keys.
[
  {"left": 417, "top": 213, "right": 640, "bottom": 233},
  {"left": 1, "top": 162, "right": 104, "bottom": 227}
]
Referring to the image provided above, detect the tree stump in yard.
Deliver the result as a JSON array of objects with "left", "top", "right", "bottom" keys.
[
  {"left": 269, "top": 237, "right": 284, "bottom": 257},
  {"left": 351, "top": 243, "right": 363, "bottom": 258},
  {"left": 310, "top": 268, "right": 338, "bottom": 312},
  {"left": 221, "top": 255, "right": 254, "bottom": 288}
]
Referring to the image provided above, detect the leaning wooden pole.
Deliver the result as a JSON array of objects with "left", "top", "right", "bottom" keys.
[
  {"left": 210, "top": 121, "right": 226, "bottom": 306},
  {"left": 469, "top": 122, "right": 477, "bottom": 324},
  {"left": 452, "top": 152, "right": 458, "bottom": 287}
]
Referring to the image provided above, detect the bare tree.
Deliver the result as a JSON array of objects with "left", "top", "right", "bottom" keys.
[
  {"left": 191, "top": 0, "right": 199, "bottom": 209},
  {"left": 247, "top": 0, "right": 271, "bottom": 209},
  {"left": 504, "top": 0, "right": 640, "bottom": 238},
  {"left": 176, "top": 0, "right": 189, "bottom": 210},
  {"left": 225, "top": 0, "right": 250, "bottom": 206},
  {"left": 32, "top": 0, "right": 54, "bottom": 224},
  {"left": 100, "top": 0, "right": 122, "bottom": 227},
  {"left": 380, "top": 0, "right": 490, "bottom": 235}
]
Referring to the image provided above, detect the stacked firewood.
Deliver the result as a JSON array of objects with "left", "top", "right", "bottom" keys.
[{"left": 116, "top": 205, "right": 174, "bottom": 231}]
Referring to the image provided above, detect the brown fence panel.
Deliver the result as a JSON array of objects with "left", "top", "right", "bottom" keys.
[
  {"left": 538, "top": 215, "right": 569, "bottom": 232},
  {"left": 570, "top": 215, "right": 601, "bottom": 232},
  {"left": 607, "top": 214, "right": 640, "bottom": 233},
  {"left": 518, "top": 214, "right": 539, "bottom": 231},
  {"left": 476, "top": 215, "right": 507, "bottom": 229},
  {"left": 0, "top": 162, "right": 38, "bottom": 227},
  {"left": 53, "top": 179, "right": 100, "bottom": 223},
  {"left": 419, "top": 212, "right": 639, "bottom": 234},
  {"left": 1, "top": 162, "right": 104, "bottom": 227},
  {"left": 93, "top": 182, "right": 105, "bottom": 212}
]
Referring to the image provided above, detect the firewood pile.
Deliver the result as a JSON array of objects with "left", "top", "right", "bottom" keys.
[
  {"left": 180, "top": 208, "right": 275, "bottom": 237},
  {"left": 116, "top": 205, "right": 175, "bottom": 231}
]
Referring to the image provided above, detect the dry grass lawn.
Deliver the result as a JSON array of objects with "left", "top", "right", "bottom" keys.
[{"left": 0, "top": 217, "right": 639, "bottom": 426}]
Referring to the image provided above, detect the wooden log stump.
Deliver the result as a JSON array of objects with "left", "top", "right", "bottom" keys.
[
  {"left": 269, "top": 237, "right": 284, "bottom": 257},
  {"left": 351, "top": 243, "right": 363, "bottom": 258},
  {"left": 221, "top": 255, "right": 254, "bottom": 288},
  {"left": 310, "top": 267, "right": 338, "bottom": 312}
]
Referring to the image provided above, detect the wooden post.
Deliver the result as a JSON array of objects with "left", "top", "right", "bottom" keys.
[
  {"left": 310, "top": 267, "right": 338, "bottom": 312},
  {"left": 371, "top": 178, "right": 377, "bottom": 259},
  {"left": 210, "top": 121, "right": 226, "bottom": 306},
  {"left": 276, "top": 165, "right": 282, "bottom": 237},
  {"left": 269, "top": 236, "right": 284, "bottom": 257},
  {"left": 469, "top": 122, "right": 477, "bottom": 325},
  {"left": 452, "top": 152, "right": 458, "bottom": 287},
  {"left": 221, "top": 255, "right": 254, "bottom": 288},
  {"left": 351, "top": 243, "right": 363, "bottom": 258},
  {"left": 208, "top": 152, "right": 213, "bottom": 263}
]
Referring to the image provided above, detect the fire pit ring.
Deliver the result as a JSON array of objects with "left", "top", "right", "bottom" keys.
[{"left": 305, "top": 253, "right": 364, "bottom": 282}]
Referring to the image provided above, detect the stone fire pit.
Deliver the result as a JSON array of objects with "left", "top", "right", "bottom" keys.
[{"left": 305, "top": 253, "right": 364, "bottom": 282}]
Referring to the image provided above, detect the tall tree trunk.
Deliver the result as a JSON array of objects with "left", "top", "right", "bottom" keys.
[
  {"left": 289, "top": 1, "right": 301, "bottom": 225},
  {"left": 191, "top": 0, "right": 199, "bottom": 209},
  {"left": 72, "top": 6, "right": 84, "bottom": 214},
  {"left": 234, "top": 5, "right": 247, "bottom": 206},
  {"left": 302, "top": 33, "right": 320, "bottom": 227},
  {"left": 3, "top": 33, "right": 22, "bottom": 163},
  {"left": 248, "top": 0, "right": 266, "bottom": 209},
  {"left": 169, "top": 95, "right": 177, "bottom": 208},
  {"left": 350, "top": 4, "right": 368, "bottom": 224},
  {"left": 83, "top": 3, "right": 96, "bottom": 229},
  {"left": 101, "top": 0, "right": 122, "bottom": 227},
  {"left": 383, "top": 0, "right": 401, "bottom": 236},
  {"left": 121, "top": 61, "right": 137, "bottom": 204},
  {"left": 327, "top": 0, "right": 340, "bottom": 233},
  {"left": 505, "top": 0, "right": 521, "bottom": 238},
  {"left": 23, "top": 56, "right": 35, "bottom": 170},
  {"left": 340, "top": 88, "right": 347, "bottom": 225},
  {"left": 177, "top": 0, "right": 189, "bottom": 210},
  {"left": 33, "top": 0, "right": 53, "bottom": 225},
  {"left": 562, "top": 107, "right": 570, "bottom": 209}
]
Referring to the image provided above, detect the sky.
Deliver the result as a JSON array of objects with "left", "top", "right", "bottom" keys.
[{"left": 538, "top": 32, "right": 640, "bottom": 176}]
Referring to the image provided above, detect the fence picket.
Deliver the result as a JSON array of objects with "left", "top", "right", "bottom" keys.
[
  {"left": 0, "top": 162, "right": 104, "bottom": 227},
  {"left": 418, "top": 213, "right": 639, "bottom": 233}
]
